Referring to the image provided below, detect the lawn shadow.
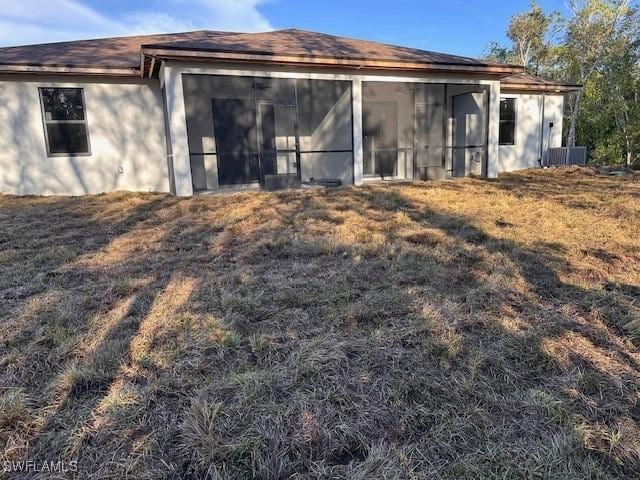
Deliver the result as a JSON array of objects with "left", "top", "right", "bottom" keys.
[{"left": 1, "top": 178, "right": 639, "bottom": 478}]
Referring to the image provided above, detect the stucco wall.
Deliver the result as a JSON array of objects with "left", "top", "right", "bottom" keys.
[
  {"left": 0, "top": 75, "right": 169, "bottom": 195},
  {"left": 497, "top": 93, "right": 564, "bottom": 173}
]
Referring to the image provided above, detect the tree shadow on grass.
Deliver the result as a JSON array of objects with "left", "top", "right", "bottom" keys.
[
  {"left": 1, "top": 181, "right": 639, "bottom": 478},
  {"left": 171, "top": 185, "right": 639, "bottom": 478},
  {"left": 346, "top": 185, "right": 640, "bottom": 475}
]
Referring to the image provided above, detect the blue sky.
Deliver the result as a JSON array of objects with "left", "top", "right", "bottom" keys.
[{"left": 0, "top": 0, "right": 568, "bottom": 57}]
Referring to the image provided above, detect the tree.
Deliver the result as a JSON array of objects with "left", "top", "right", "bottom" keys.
[
  {"left": 483, "top": 1, "right": 558, "bottom": 73},
  {"left": 506, "top": 1, "right": 558, "bottom": 73},
  {"left": 483, "top": 41, "right": 511, "bottom": 64},
  {"left": 602, "top": 41, "right": 640, "bottom": 165},
  {"left": 563, "top": 0, "right": 634, "bottom": 147},
  {"left": 486, "top": 0, "right": 639, "bottom": 162}
]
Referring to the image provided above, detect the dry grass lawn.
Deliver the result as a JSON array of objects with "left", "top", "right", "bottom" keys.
[{"left": 1, "top": 167, "right": 640, "bottom": 479}]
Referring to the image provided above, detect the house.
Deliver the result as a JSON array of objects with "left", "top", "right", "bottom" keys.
[{"left": 0, "top": 29, "right": 580, "bottom": 196}]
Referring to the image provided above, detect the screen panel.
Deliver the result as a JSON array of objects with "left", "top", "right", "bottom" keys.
[
  {"left": 362, "top": 82, "right": 414, "bottom": 179},
  {"left": 448, "top": 85, "right": 489, "bottom": 178},
  {"left": 185, "top": 75, "right": 354, "bottom": 188},
  {"left": 212, "top": 97, "right": 259, "bottom": 185},
  {"left": 297, "top": 79, "right": 352, "bottom": 152}
]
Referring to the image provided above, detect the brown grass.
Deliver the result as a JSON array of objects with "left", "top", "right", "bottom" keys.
[{"left": 1, "top": 166, "right": 639, "bottom": 479}]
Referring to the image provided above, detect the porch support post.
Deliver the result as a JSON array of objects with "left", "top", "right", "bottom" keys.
[
  {"left": 162, "top": 64, "right": 193, "bottom": 196},
  {"left": 352, "top": 77, "right": 364, "bottom": 185},
  {"left": 486, "top": 80, "right": 500, "bottom": 179}
]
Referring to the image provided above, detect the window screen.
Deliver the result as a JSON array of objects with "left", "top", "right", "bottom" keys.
[
  {"left": 39, "top": 88, "right": 90, "bottom": 155},
  {"left": 499, "top": 98, "right": 516, "bottom": 145}
]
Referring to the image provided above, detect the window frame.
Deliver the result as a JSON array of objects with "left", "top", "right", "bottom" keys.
[
  {"left": 499, "top": 97, "right": 516, "bottom": 146},
  {"left": 38, "top": 87, "right": 91, "bottom": 157}
]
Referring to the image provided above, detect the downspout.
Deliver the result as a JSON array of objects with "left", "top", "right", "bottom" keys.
[{"left": 538, "top": 93, "right": 546, "bottom": 167}]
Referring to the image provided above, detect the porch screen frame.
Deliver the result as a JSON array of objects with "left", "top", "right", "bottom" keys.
[{"left": 362, "top": 81, "right": 416, "bottom": 180}]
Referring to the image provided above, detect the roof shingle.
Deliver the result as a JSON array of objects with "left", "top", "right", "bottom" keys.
[{"left": 0, "top": 28, "right": 520, "bottom": 75}]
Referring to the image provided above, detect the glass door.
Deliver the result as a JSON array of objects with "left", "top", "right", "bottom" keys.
[{"left": 258, "top": 102, "right": 301, "bottom": 190}]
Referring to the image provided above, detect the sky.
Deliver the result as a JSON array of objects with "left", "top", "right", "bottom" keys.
[{"left": 0, "top": 0, "right": 569, "bottom": 57}]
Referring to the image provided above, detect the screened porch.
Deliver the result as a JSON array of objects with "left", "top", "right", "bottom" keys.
[
  {"left": 183, "top": 74, "right": 353, "bottom": 192},
  {"left": 180, "top": 74, "right": 490, "bottom": 192},
  {"left": 362, "top": 81, "right": 490, "bottom": 181}
]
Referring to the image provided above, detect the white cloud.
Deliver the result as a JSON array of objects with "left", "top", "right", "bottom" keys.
[{"left": 0, "top": 0, "right": 273, "bottom": 47}]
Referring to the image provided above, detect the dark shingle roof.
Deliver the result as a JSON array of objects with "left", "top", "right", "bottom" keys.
[
  {"left": 144, "top": 29, "right": 511, "bottom": 68},
  {"left": 0, "top": 28, "right": 521, "bottom": 76},
  {"left": 0, "top": 31, "right": 235, "bottom": 71}
]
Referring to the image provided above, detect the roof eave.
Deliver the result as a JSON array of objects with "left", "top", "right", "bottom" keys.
[
  {"left": 501, "top": 83, "right": 582, "bottom": 93},
  {"left": 141, "top": 47, "right": 523, "bottom": 76},
  {"left": 0, "top": 64, "right": 140, "bottom": 77}
]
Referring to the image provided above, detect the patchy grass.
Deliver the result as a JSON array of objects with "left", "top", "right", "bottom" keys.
[{"left": 1, "top": 167, "right": 639, "bottom": 479}]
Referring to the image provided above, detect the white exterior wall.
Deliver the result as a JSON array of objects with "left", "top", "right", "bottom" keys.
[
  {"left": 497, "top": 92, "right": 564, "bottom": 173},
  {"left": 0, "top": 65, "right": 554, "bottom": 197},
  {"left": 0, "top": 75, "right": 169, "bottom": 195}
]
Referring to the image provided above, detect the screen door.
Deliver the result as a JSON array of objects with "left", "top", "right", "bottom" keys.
[
  {"left": 258, "top": 102, "right": 300, "bottom": 189},
  {"left": 363, "top": 101, "right": 398, "bottom": 178},
  {"left": 212, "top": 98, "right": 260, "bottom": 186}
]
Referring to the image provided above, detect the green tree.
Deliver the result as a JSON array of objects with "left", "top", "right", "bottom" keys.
[
  {"left": 604, "top": 47, "right": 640, "bottom": 165},
  {"left": 484, "top": 41, "right": 511, "bottom": 64},
  {"left": 483, "top": 1, "right": 559, "bottom": 73},
  {"left": 507, "top": 1, "right": 558, "bottom": 73},
  {"left": 563, "top": 0, "right": 634, "bottom": 147},
  {"left": 486, "top": 0, "right": 639, "bottom": 161}
]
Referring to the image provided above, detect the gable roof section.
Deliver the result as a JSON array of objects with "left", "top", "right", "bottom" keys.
[
  {"left": 0, "top": 28, "right": 522, "bottom": 77},
  {"left": 501, "top": 73, "right": 581, "bottom": 93}
]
